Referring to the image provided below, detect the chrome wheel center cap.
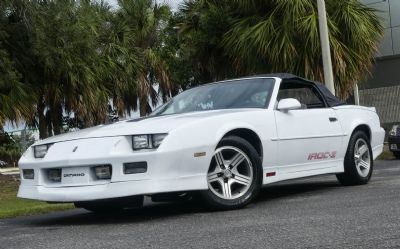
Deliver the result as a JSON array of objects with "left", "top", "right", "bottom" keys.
[{"left": 223, "top": 169, "right": 233, "bottom": 178}]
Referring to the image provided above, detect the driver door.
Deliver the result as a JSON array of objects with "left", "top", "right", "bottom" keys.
[{"left": 274, "top": 82, "right": 344, "bottom": 174}]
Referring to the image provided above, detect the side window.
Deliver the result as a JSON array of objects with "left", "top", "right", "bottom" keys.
[{"left": 278, "top": 83, "right": 326, "bottom": 109}]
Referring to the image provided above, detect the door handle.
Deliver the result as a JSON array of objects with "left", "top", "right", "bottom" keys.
[{"left": 329, "top": 117, "right": 338, "bottom": 122}]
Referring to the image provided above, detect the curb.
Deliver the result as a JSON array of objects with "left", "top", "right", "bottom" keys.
[
  {"left": 1, "top": 171, "right": 20, "bottom": 175},
  {"left": 0, "top": 168, "right": 20, "bottom": 175}
]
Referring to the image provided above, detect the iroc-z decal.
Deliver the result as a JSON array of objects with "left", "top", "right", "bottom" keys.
[{"left": 308, "top": 151, "right": 337, "bottom": 160}]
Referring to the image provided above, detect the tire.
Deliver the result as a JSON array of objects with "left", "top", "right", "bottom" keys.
[
  {"left": 200, "top": 135, "right": 263, "bottom": 210},
  {"left": 393, "top": 152, "right": 400, "bottom": 159},
  {"left": 336, "top": 131, "right": 373, "bottom": 186},
  {"left": 74, "top": 195, "right": 144, "bottom": 214}
]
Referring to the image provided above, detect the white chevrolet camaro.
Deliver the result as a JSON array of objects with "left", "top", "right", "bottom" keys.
[{"left": 18, "top": 74, "right": 385, "bottom": 211}]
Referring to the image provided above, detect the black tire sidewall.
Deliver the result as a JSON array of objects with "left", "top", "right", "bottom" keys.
[
  {"left": 339, "top": 131, "right": 373, "bottom": 185},
  {"left": 201, "top": 135, "right": 263, "bottom": 210}
]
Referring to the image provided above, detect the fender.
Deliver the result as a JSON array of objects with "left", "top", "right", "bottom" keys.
[{"left": 215, "top": 121, "right": 261, "bottom": 146}]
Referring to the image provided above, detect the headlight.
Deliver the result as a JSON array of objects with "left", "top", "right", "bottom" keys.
[
  {"left": 132, "top": 134, "right": 168, "bottom": 150},
  {"left": 152, "top": 134, "right": 168, "bottom": 148},
  {"left": 132, "top": 135, "right": 150, "bottom": 150},
  {"left": 33, "top": 144, "right": 53, "bottom": 158},
  {"left": 390, "top": 125, "right": 399, "bottom": 136}
]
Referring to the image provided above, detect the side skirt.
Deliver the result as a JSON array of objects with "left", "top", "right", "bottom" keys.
[{"left": 262, "top": 160, "right": 344, "bottom": 185}]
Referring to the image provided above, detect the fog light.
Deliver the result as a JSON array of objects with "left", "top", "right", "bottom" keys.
[
  {"left": 124, "top": 162, "right": 147, "bottom": 174},
  {"left": 94, "top": 165, "right": 112, "bottom": 180},
  {"left": 23, "top": 169, "right": 34, "bottom": 179},
  {"left": 47, "top": 169, "right": 61, "bottom": 182}
]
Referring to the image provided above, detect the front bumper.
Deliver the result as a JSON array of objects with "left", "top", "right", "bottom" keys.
[
  {"left": 18, "top": 136, "right": 211, "bottom": 202},
  {"left": 388, "top": 136, "right": 400, "bottom": 152},
  {"left": 18, "top": 175, "right": 205, "bottom": 202}
]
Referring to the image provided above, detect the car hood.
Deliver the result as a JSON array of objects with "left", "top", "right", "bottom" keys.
[{"left": 35, "top": 109, "right": 256, "bottom": 145}]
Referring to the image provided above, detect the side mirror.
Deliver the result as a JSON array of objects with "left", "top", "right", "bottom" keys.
[{"left": 277, "top": 98, "right": 302, "bottom": 111}]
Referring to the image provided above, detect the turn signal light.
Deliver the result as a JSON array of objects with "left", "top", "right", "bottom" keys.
[{"left": 23, "top": 169, "right": 34, "bottom": 179}]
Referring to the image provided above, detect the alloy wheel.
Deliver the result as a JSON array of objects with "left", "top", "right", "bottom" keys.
[
  {"left": 354, "top": 138, "right": 371, "bottom": 178},
  {"left": 207, "top": 146, "right": 253, "bottom": 200}
]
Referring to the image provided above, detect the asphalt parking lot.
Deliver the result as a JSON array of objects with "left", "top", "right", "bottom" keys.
[{"left": 1, "top": 160, "right": 399, "bottom": 249}]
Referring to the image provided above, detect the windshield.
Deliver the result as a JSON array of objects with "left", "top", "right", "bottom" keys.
[{"left": 151, "top": 78, "right": 275, "bottom": 116}]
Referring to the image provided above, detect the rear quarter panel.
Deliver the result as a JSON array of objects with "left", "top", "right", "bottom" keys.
[{"left": 333, "top": 105, "right": 385, "bottom": 159}]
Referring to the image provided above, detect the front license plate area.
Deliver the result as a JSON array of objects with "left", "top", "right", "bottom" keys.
[
  {"left": 391, "top": 144, "right": 398, "bottom": 150},
  {"left": 62, "top": 167, "right": 90, "bottom": 185}
]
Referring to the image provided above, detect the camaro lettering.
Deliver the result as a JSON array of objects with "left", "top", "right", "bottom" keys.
[
  {"left": 63, "top": 173, "right": 85, "bottom": 178},
  {"left": 308, "top": 151, "right": 337, "bottom": 160}
]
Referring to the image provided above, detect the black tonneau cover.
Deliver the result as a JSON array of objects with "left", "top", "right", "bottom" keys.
[{"left": 254, "top": 73, "right": 346, "bottom": 107}]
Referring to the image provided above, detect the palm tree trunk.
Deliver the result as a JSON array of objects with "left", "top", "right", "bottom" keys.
[
  {"left": 51, "top": 104, "right": 63, "bottom": 135},
  {"left": 139, "top": 96, "right": 147, "bottom": 117},
  {"left": 38, "top": 97, "right": 49, "bottom": 139}
]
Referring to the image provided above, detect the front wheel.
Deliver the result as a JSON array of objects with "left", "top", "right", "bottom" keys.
[
  {"left": 200, "top": 136, "right": 263, "bottom": 210},
  {"left": 393, "top": 152, "right": 400, "bottom": 159},
  {"left": 336, "top": 131, "right": 373, "bottom": 185}
]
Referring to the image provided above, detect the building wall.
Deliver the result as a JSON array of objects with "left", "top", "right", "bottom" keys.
[
  {"left": 361, "top": 56, "right": 400, "bottom": 90},
  {"left": 359, "top": 0, "right": 400, "bottom": 91},
  {"left": 361, "top": 0, "right": 400, "bottom": 57},
  {"left": 360, "top": 85, "right": 400, "bottom": 124},
  {"left": 357, "top": 0, "right": 400, "bottom": 126}
]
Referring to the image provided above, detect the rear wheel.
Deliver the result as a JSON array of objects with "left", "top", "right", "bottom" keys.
[
  {"left": 336, "top": 131, "right": 373, "bottom": 185},
  {"left": 393, "top": 152, "right": 400, "bottom": 159},
  {"left": 201, "top": 136, "right": 262, "bottom": 210}
]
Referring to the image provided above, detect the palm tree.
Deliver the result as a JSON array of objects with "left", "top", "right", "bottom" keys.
[
  {"left": 3, "top": 0, "right": 175, "bottom": 139},
  {"left": 115, "top": 0, "right": 174, "bottom": 116},
  {"left": 5, "top": 0, "right": 118, "bottom": 138},
  {"left": 0, "top": 0, "right": 34, "bottom": 130},
  {"left": 0, "top": 48, "right": 33, "bottom": 130},
  {"left": 177, "top": 0, "right": 383, "bottom": 98},
  {"left": 175, "top": 0, "right": 236, "bottom": 83}
]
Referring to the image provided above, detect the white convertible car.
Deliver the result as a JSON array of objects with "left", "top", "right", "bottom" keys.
[{"left": 18, "top": 74, "right": 385, "bottom": 211}]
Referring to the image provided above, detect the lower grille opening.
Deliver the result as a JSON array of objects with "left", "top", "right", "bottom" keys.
[{"left": 124, "top": 162, "right": 148, "bottom": 174}]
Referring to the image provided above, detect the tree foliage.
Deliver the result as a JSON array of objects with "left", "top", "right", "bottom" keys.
[
  {"left": 0, "top": 129, "right": 21, "bottom": 166},
  {"left": 176, "top": 0, "right": 383, "bottom": 98},
  {"left": 114, "top": 0, "right": 174, "bottom": 116},
  {"left": 1, "top": 0, "right": 175, "bottom": 138},
  {"left": 0, "top": 0, "right": 33, "bottom": 129},
  {"left": 0, "top": 0, "right": 384, "bottom": 139}
]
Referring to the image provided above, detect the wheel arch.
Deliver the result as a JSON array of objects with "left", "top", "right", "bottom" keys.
[
  {"left": 220, "top": 128, "right": 263, "bottom": 160},
  {"left": 351, "top": 124, "right": 372, "bottom": 141},
  {"left": 344, "top": 123, "right": 372, "bottom": 157}
]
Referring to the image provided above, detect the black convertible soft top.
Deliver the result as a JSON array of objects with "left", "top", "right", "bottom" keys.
[{"left": 253, "top": 73, "right": 345, "bottom": 107}]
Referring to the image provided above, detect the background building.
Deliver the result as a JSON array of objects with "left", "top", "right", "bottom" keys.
[{"left": 359, "top": 0, "right": 400, "bottom": 126}]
